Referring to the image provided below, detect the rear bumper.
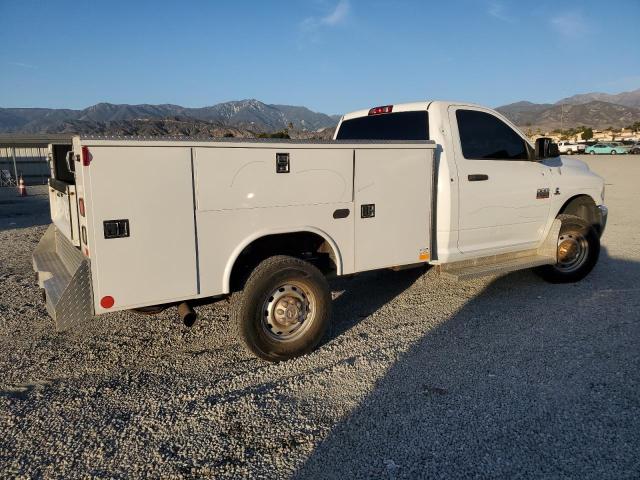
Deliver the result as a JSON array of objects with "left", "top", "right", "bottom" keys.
[
  {"left": 33, "top": 224, "right": 94, "bottom": 331},
  {"left": 597, "top": 205, "right": 608, "bottom": 237}
]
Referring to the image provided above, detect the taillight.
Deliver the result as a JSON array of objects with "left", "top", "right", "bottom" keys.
[
  {"left": 78, "top": 198, "right": 85, "bottom": 217},
  {"left": 81, "top": 146, "right": 91, "bottom": 166},
  {"left": 368, "top": 105, "right": 393, "bottom": 115}
]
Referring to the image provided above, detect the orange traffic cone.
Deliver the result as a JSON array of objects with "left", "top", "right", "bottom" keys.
[{"left": 18, "top": 176, "right": 27, "bottom": 197}]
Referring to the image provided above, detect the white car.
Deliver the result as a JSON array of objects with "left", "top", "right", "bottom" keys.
[{"left": 34, "top": 101, "right": 607, "bottom": 361}]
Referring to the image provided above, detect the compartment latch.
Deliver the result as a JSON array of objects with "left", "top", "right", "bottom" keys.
[
  {"left": 276, "top": 153, "right": 290, "bottom": 173},
  {"left": 103, "top": 219, "right": 130, "bottom": 239},
  {"left": 361, "top": 204, "right": 375, "bottom": 218}
]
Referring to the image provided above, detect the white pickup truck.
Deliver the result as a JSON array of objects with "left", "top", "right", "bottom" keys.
[
  {"left": 557, "top": 141, "right": 586, "bottom": 155},
  {"left": 34, "top": 101, "right": 607, "bottom": 361}
]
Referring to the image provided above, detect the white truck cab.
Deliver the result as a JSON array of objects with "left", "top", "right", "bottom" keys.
[
  {"left": 33, "top": 100, "right": 607, "bottom": 361},
  {"left": 336, "top": 101, "right": 606, "bottom": 264}
]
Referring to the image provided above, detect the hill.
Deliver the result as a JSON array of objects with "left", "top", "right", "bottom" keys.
[
  {"left": 555, "top": 88, "right": 640, "bottom": 108},
  {"left": 4, "top": 89, "right": 640, "bottom": 136},
  {"left": 0, "top": 100, "right": 339, "bottom": 134},
  {"left": 496, "top": 100, "right": 640, "bottom": 131}
]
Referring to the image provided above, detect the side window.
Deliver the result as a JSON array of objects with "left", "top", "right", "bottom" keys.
[{"left": 456, "top": 109, "right": 529, "bottom": 160}]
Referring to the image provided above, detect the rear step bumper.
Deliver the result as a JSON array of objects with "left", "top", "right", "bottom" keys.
[{"left": 33, "top": 224, "right": 94, "bottom": 331}]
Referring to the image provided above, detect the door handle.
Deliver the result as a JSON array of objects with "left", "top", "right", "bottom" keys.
[{"left": 468, "top": 174, "right": 489, "bottom": 181}]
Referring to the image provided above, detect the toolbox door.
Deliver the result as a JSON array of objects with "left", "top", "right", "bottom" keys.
[
  {"left": 86, "top": 146, "right": 198, "bottom": 311},
  {"left": 353, "top": 148, "right": 434, "bottom": 272}
]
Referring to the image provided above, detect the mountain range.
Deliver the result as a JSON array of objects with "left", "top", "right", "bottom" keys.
[
  {"left": 496, "top": 88, "right": 640, "bottom": 131},
  {"left": 0, "top": 99, "right": 340, "bottom": 135},
  {"left": 2, "top": 88, "right": 640, "bottom": 135}
]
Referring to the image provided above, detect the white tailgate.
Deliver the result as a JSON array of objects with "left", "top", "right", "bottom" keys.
[
  {"left": 193, "top": 147, "right": 353, "bottom": 211},
  {"left": 354, "top": 148, "right": 433, "bottom": 272},
  {"left": 87, "top": 146, "right": 198, "bottom": 311}
]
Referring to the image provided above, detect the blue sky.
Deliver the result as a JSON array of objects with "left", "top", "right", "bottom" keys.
[{"left": 1, "top": 0, "right": 639, "bottom": 114}]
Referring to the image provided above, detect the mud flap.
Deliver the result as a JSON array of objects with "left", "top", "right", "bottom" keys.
[{"left": 33, "top": 225, "right": 94, "bottom": 331}]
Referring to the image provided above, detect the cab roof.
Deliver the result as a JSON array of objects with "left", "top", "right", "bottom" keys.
[{"left": 340, "top": 100, "right": 490, "bottom": 121}]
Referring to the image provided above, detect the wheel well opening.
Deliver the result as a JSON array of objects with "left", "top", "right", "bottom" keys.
[
  {"left": 229, "top": 232, "right": 338, "bottom": 292},
  {"left": 559, "top": 195, "right": 601, "bottom": 234}
]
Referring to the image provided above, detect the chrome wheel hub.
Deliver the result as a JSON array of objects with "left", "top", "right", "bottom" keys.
[
  {"left": 556, "top": 232, "right": 588, "bottom": 273},
  {"left": 262, "top": 283, "right": 314, "bottom": 341}
]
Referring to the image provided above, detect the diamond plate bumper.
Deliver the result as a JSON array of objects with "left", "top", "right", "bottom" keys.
[{"left": 33, "top": 224, "right": 94, "bottom": 331}]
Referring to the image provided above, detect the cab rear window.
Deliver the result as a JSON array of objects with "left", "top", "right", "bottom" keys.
[{"left": 336, "top": 111, "right": 429, "bottom": 140}]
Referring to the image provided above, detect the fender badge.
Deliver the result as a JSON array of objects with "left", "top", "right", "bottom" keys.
[{"left": 536, "top": 188, "right": 550, "bottom": 199}]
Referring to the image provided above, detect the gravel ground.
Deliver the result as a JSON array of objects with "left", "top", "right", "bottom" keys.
[{"left": 1, "top": 156, "right": 639, "bottom": 479}]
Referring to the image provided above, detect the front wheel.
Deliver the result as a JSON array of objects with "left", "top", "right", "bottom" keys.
[
  {"left": 231, "top": 255, "right": 331, "bottom": 362},
  {"left": 589, "top": 150, "right": 596, "bottom": 155},
  {"left": 535, "top": 214, "right": 600, "bottom": 283}
]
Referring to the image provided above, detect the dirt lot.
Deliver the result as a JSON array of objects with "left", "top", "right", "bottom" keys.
[{"left": 1, "top": 156, "right": 639, "bottom": 479}]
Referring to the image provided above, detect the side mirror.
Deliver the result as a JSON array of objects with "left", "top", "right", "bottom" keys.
[{"left": 535, "top": 137, "right": 560, "bottom": 159}]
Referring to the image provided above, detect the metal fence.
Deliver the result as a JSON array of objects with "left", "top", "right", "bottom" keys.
[{"left": 0, "top": 146, "right": 50, "bottom": 186}]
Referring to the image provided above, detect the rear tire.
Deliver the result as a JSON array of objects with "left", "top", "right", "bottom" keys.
[
  {"left": 535, "top": 214, "right": 600, "bottom": 283},
  {"left": 231, "top": 255, "right": 331, "bottom": 362},
  {"left": 611, "top": 150, "right": 617, "bottom": 155}
]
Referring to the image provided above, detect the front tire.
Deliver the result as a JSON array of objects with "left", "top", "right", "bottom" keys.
[
  {"left": 536, "top": 214, "right": 600, "bottom": 283},
  {"left": 231, "top": 255, "right": 331, "bottom": 362},
  {"left": 589, "top": 150, "right": 596, "bottom": 155}
]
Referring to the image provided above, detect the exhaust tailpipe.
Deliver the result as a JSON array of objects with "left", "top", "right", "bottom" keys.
[{"left": 177, "top": 302, "right": 197, "bottom": 327}]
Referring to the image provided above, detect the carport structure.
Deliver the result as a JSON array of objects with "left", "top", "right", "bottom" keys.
[{"left": 0, "top": 134, "right": 72, "bottom": 186}]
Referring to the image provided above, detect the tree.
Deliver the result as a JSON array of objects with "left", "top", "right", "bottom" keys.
[
  {"left": 626, "top": 121, "right": 640, "bottom": 132},
  {"left": 581, "top": 128, "right": 593, "bottom": 141}
]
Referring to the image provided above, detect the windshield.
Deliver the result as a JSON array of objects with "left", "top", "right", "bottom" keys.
[{"left": 336, "top": 111, "right": 429, "bottom": 140}]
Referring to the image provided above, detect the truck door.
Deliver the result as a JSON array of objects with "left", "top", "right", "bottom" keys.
[{"left": 448, "top": 106, "right": 552, "bottom": 253}]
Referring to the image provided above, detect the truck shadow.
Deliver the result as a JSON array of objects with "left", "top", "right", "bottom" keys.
[
  {"left": 298, "top": 248, "right": 640, "bottom": 478},
  {"left": 327, "top": 267, "right": 426, "bottom": 343}
]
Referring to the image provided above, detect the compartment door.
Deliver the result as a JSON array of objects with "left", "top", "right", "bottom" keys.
[
  {"left": 49, "top": 182, "right": 80, "bottom": 247},
  {"left": 87, "top": 146, "right": 198, "bottom": 310},
  {"left": 354, "top": 148, "right": 433, "bottom": 272}
]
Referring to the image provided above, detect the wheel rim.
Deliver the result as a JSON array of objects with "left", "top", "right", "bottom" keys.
[
  {"left": 261, "top": 282, "right": 316, "bottom": 341},
  {"left": 556, "top": 231, "right": 589, "bottom": 273}
]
